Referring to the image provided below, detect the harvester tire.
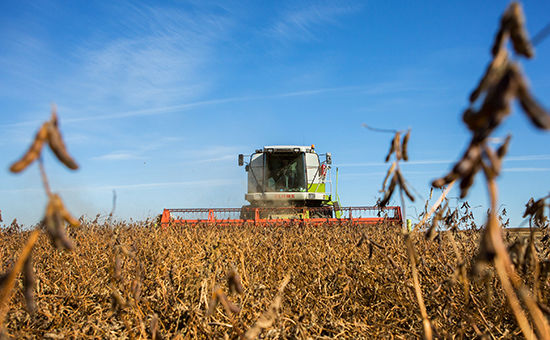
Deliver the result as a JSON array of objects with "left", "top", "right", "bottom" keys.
[{"left": 240, "top": 205, "right": 253, "bottom": 220}]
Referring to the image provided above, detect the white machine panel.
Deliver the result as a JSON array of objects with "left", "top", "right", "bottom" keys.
[
  {"left": 305, "top": 153, "right": 321, "bottom": 185},
  {"left": 248, "top": 153, "right": 264, "bottom": 193}
]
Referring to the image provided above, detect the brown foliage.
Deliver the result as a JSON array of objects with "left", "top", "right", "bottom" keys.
[
  {"left": 431, "top": 2, "right": 550, "bottom": 338},
  {"left": 379, "top": 129, "right": 414, "bottom": 207},
  {"left": 1, "top": 222, "right": 549, "bottom": 338},
  {"left": 10, "top": 106, "right": 78, "bottom": 174},
  {"left": 1, "top": 107, "right": 80, "bottom": 334}
]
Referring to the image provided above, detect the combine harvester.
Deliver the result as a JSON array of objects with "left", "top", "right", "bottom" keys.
[{"left": 161, "top": 145, "right": 402, "bottom": 226}]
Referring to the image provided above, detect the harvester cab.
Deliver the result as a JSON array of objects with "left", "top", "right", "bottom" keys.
[
  {"left": 238, "top": 145, "right": 336, "bottom": 219},
  {"left": 161, "top": 145, "right": 402, "bottom": 226}
]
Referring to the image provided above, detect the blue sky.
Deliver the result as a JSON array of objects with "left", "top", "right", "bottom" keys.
[{"left": 1, "top": 1, "right": 550, "bottom": 226}]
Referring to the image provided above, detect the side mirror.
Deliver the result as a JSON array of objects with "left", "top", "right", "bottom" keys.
[
  {"left": 326, "top": 153, "right": 332, "bottom": 165},
  {"left": 238, "top": 154, "right": 244, "bottom": 166}
]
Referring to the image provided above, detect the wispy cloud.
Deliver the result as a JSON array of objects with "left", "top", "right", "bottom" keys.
[
  {"left": 89, "top": 142, "right": 241, "bottom": 164},
  {"left": 195, "top": 155, "right": 235, "bottom": 163},
  {"left": 90, "top": 136, "right": 186, "bottom": 161},
  {"left": 89, "top": 179, "right": 233, "bottom": 191},
  {"left": 0, "top": 4, "right": 235, "bottom": 134},
  {"left": 487, "top": 136, "right": 507, "bottom": 144},
  {"left": 268, "top": 2, "right": 360, "bottom": 41},
  {"left": 60, "top": 86, "right": 366, "bottom": 123},
  {"left": 56, "top": 4, "right": 233, "bottom": 112},
  {"left": 342, "top": 167, "right": 550, "bottom": 179},
  {"left": 503, "top": 167, "right": 550, "bottom": 172},
  {"left": 180, "top": 145, "right": 243, "bottom": 164},
  {"left": 339, "top": 159, "right": 454, "bottom": 167},
  {"left": 505, "top": 155, "right": 550, "bottom": 161},
  {"left": 1, "top": 83, "right": 419, "bottom": 128},
  {"left": 0, "top": 179, "right": 233, "bottom": 194},
  {"left": 339, "top": 154, "right": 550, "bottom": 168},
  {"left": 92, "top": 151, "right": 144, "bottom": 161}
]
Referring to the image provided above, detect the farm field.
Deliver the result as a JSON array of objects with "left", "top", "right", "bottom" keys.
[
  {"left": 2, "top": 221, "right": 548, "bottom": 339},
  {"left": 2, "top": 1, "right": 550, "bottom": 339}
]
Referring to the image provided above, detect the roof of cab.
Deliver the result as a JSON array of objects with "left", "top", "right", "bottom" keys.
[{"left": 263, "top": 145, "right": 315, "bottom": 153}]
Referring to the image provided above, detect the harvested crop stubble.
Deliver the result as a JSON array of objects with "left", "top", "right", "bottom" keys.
[{"left": 1, "top": 221, "right": 547, "bottom": 338}]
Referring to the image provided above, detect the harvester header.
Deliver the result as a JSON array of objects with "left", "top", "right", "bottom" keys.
[{"left": 161, "top": 145, "right": 402, "bottom": 226}]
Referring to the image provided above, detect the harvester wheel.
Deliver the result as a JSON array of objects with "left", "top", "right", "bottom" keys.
[
  {"left": 311, "top": 208, "right": 333, "bottom": 219},
  {"left": 240, "top": 205, "right": 254, "bottom": 220}
]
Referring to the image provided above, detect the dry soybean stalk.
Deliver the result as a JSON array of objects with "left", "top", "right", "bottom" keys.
[
  {"left": 244, "top": 274, "right": 290, "bottom": 340},
  {"left": 10, "top": 106, "right": 79, "bottom": 174},
  {"left": 368, "top": 127, "right": 432, "bottom": 337},
  {"left": 45, "top": 109, "right": 78, "bottom": 170},
  {"left": 484, "top": 177, "right": 547, "bottom": 339},
  {"left": 405, "top": 235, "right": 433, "bottom": 340},
  {"left": 10, "top": 107, "right": 80, "bottom": 249},
  {"left": 206, "top": 268, "right": 246, "bottom": 337},
  {"left": 5, "top": 106, "right": 81, "bottom": 321},
  {"left": 432, "top": 2, "right": 550, "bottom": 338},
  {"left": 414, "top": 180, "right": 456, "bottom": 232},
  {"left": 22, "top": 252, "right": 36, "bottom": 314},
  {"left": 377, "top": 128, "right": 414, "bottom": 208},
  {"left": 523, "top": 196, "right": 548, "bottom": 228},
  {"left": 0, "top": 230, "right": 39, "bottom": 328},
  {"left": 227, "top": 267, "right": 244, "bottom": 295}
]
